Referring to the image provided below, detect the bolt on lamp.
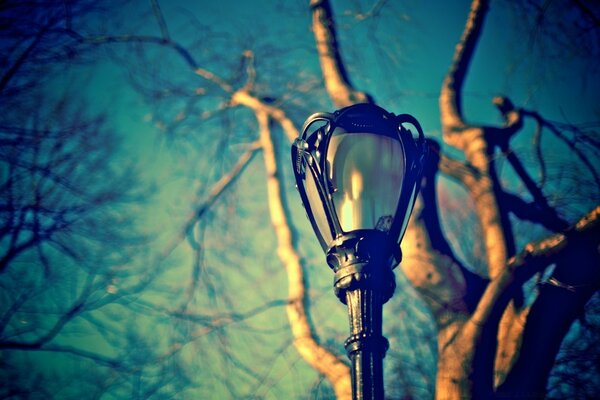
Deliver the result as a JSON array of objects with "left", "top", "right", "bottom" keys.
[{"left": 291, "top": 103, "right": 427, "bottom": 400}]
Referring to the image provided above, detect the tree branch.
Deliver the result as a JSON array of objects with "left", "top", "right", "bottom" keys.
[
  {"left": 440, "top": 0, "right": 490, "bottom": 131},
  {"left": 498, "top": 206, "right": 600, "bottom": 397},
  {"left": 160, "top": 141, "right": 261, "bottom": 259},
  {"left": 150, "top": 0, "right": 170, "bottom": 41},
  {"left": 503, "top": 191, "right": 569, "bottom": 232},
  {"left": 258, "top": 110, "right": 352, "bottom": 399},
  {"left": 231, "top": 91, "right": 299, "bottom": 143},
  {"left": 438, "top": 150, "right": 479, "bottom": 187},
  {"left": 0, "top": 21, "right": 53, "bottom": 95},
  {"left": 471, "top": 205, "right": 600, "bottom": 333},
  {"left": 310, "top": 0, "right": 371, "bottom": 107},
  {"left": 169, "top": 298, "right": 289, "bottom": 327},
  {"left": 235, "top": 90, "right": 352, "bottom": 399},
  {"left": 0, "top": 273, "right": 96, "bottom": 350},
  {"left": 402, "top": 140, "right": 487, "bottom": 327},
  {"left": 522, "top": 109, "right": 600, "bottom": 188}
]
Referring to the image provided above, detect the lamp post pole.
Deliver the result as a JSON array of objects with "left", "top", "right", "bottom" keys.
[
  {"left": 327, "top": 233, "right": 398, "bottom": 400},
  {"left": 291, "top": 103, "right": 427, "bottom": 400}
]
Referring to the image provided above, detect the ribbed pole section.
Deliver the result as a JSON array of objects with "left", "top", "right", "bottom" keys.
[
  {"left": 345, "top": 287, "right": 388, "bottom": 399},
  {"left": 327, "top": 232, "right": 398, "bottom": 400}
]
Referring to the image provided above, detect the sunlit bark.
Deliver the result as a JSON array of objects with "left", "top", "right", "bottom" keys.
[
  {"left": 436, "top": 0, "right": 600, "bottom": 397},
  {"left": 439, "top": 0, "right": 489, "bottom": 132},
  {"left": 232, "top": 90, "right": 352, "bottom": 400},
  {"left": 310, "top": 0, "right": 371, "bottom": 107}
]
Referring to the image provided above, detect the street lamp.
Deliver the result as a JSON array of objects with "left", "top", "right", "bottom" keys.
[{"left": 291, "top": 103, "right": 427, "bottom": 400}]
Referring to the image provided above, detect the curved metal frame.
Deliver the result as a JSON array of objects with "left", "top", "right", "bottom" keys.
[{"left": 291, "top": 103, "right": 427, "bottom": 255}]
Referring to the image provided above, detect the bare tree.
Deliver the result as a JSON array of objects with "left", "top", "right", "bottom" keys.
[
  {"left": 2, "top": 0, "right": 598, "bottom": 399},
  {"left": 0, "top": 2, "right": 192, "bottom": 397}
]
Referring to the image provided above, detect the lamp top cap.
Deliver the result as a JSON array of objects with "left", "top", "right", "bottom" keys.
[{"left": 332, "top": 103, "right": 397, "bottom": 132}]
